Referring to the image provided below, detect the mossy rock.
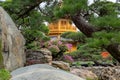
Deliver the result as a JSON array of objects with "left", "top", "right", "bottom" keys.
[{"left": 0, "top": 39, "right": 4, "bottom": 68}]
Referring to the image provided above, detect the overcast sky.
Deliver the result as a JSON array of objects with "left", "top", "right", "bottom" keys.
[{"left": 88, "top": 0, "right": 116, "bottom": 5}]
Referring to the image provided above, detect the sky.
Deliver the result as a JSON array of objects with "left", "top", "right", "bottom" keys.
[{"left": 88, "top": 0, "right": 116, "bottom": 5}]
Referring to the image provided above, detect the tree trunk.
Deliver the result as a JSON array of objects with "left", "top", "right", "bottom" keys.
[
  {"left": 71, "top": 14, "right": 96, "bottom": 37},
  {"left": 71, "top": 14, "right": 120, "bottom": 63},
  {"left": 16, "top": 0, "right": 44, "bottom": 20},
  {"left": 105, "top": 43, "right": 120, "bottom": 62}
]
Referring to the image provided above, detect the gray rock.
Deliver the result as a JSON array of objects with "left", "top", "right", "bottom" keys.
[
  {"left": 11, "top": 64, "right": 85, "bottom": 80},
  {"left": 75, "top": 66, "right": 120, "bottom": 80},
  {"left": 0, "top": 7, "right": 25, "bottom": 71},
  {"left": 88, "top": 66, "right": 120, "bottom": 80},
  {"left": 52, "top": 61, "right": 70, "bottom": 71},
  {"left": 26, "top": 48, "right": 52, "bottom": 65},
  {"left": 70, "top": 68, "right": 98, "bottom": 80}
]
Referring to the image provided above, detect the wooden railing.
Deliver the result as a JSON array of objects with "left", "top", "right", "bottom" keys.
[
  {"left": 49, "top": 19, "right": 77, "bottom": 35},
  {"left": 49, "top": 25, "right": 77, "bottom": 34}
]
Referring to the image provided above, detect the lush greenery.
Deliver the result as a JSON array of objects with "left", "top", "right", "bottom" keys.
[
  {"left": 0, "top": 0, "right": 120, "bottom": 63},
  {"left": 0, "top": 0, "right": 51, "bottom": 50},
  {"left": 57, "top": 0, "right": 120, "bottom": 63},
  {"left": 23, "top": 23, "right": 50, "bottom": 50},
  {"left": 61, "top": 31, "right": 86, "bottom": 42},
  {"left": 0, "top": 69, "right": 11, "bottom": 80},
  {"left": 55, "top": 0, "right": 120, "bottom": 47}
]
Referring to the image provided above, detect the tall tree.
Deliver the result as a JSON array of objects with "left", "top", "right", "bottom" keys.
[
  {"left": 1, "top": 0, "right": 120, "bottom": 62},
  {"left": 54, "top": 0, "right": 120, "bottom": 62}
]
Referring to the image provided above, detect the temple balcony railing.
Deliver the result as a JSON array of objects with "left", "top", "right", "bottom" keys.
[{"left": 49, "top": 26, "right": 77, "bottom": 35}]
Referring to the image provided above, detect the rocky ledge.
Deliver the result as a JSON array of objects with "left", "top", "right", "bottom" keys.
[{"left": 72, "top": 66, "right": 120, "bottom": 80}]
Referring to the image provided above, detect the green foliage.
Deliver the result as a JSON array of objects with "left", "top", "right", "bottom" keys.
[
  {"left": 26, "top": 41, "right": 40, "bottom": 50},
  {"left": 89, "top": 1, "right": 120, "bottom": 33},
  {"left": 72, "top": 61, "right": 94, "bottom": 67},
  {"left": 59, "top": 45, "right": 68, "bottom": 52},
  {"left": 68, "top": 50, "right": 81, "bottom": 58},
  {"left": 0, "top": 1, "right": 50, "bottom": 50},
  {"left": 54, "top": 0, "right": 88, "bottom": 18},
  {"left": 86, "top": 38, "right": 109, "bottom": 48},
  {"left": 0, "top": 69, "right": 11, "bottom": 80},
  {"left": 1, "top": 0, "right": 120, "bottom": 62},
  {"left": 86, "top": 31, "right": 120, "bottom": 48},
  {"left": 48, "top": 45, "right": 60, "bottom": 55},
  {"left": 68, "top": 43, "right": 103, "bottom": 61},
  {"left": 21, "top": 12, "right": 50, "bottom": 49},
  {"left": 70, "top": 49, "right": 113, "bottom": 64},
  {"left": 45, "top": 40, "right": 68, "bottom": 58},
  {"left": 90, "top": 1, "right": 117, "bottom": 16},
  {"left": 61, "top": 31, "right": 86, "bottom": 42},
  {"left": 23, "top": 27, "right": 49, "bottom": 42},
  {"left": 69, "top": 42, "right": 114, "bottom": 63},
  {"left": 90, "top": 15, "right": 120, "bottom": 29},
  {"left": 23, "top": 26, "right": 50, "bottom": 50},
  {"left": 6, "top": 0, "right": 12, "bottom": 2}
]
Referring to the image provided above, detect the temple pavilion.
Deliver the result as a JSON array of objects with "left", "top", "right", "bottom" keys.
[{"left": 48, "top": 19, "right": 78, "bottom": 52}]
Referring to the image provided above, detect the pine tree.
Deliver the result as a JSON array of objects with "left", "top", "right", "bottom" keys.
[
  {"left": 54, "top": 0, "right": 120, "bottom": 62},
  {"left": 1, "top": 0, "right": 120, "bottom": 62}
]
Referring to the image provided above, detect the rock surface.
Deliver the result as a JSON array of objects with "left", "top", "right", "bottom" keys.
[
  {"left": 11, "top": 64, "right": 85, "bottom": 80},
  {"left": 70, "top": 68, "right": 98, "bottom": 80},
  {"left": 0, "top": 7, "right": 25, "bottom": 71},
  {"left": 87, "top": 66, "right": 120, "bottom": 80},
  {"left": 25, "top": 48, "right": 52, "bottom": 65},
  {"left": 74, "top": 66, "right": 120, "bottom": 80},
  {"left": 52, "top": 61, "right": 70, "bottom": 71}
]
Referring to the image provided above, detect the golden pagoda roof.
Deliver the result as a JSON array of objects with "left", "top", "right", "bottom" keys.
[{"left": 49, "top": 19, "right": 77, "bottom": 36}]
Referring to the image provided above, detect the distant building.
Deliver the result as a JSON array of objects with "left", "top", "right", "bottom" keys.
[
  {"left": 48, "top": 19, "right": 78, "bottom": 52},
  {"left": 49, "top": 19, "right": 77, "bottom": 38}
]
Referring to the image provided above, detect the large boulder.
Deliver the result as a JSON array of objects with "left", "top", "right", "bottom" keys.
[
  {"left": 0, "top": 7, "right": 25, "bottom": 71},
  {"left": 11, "top": 64, "right": 85, "bottom": 80}
]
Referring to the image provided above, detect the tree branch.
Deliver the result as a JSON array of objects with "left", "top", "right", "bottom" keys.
[
  {"left": 71, "top": 14, "right": 96, "bottom": 37},
  {"left": 16, "top": 0, "right": 45, "bottom": 20}
]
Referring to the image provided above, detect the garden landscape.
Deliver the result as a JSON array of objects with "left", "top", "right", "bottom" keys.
[{"left": 1, "top": 0, "right": 120, "bottom": 80}]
